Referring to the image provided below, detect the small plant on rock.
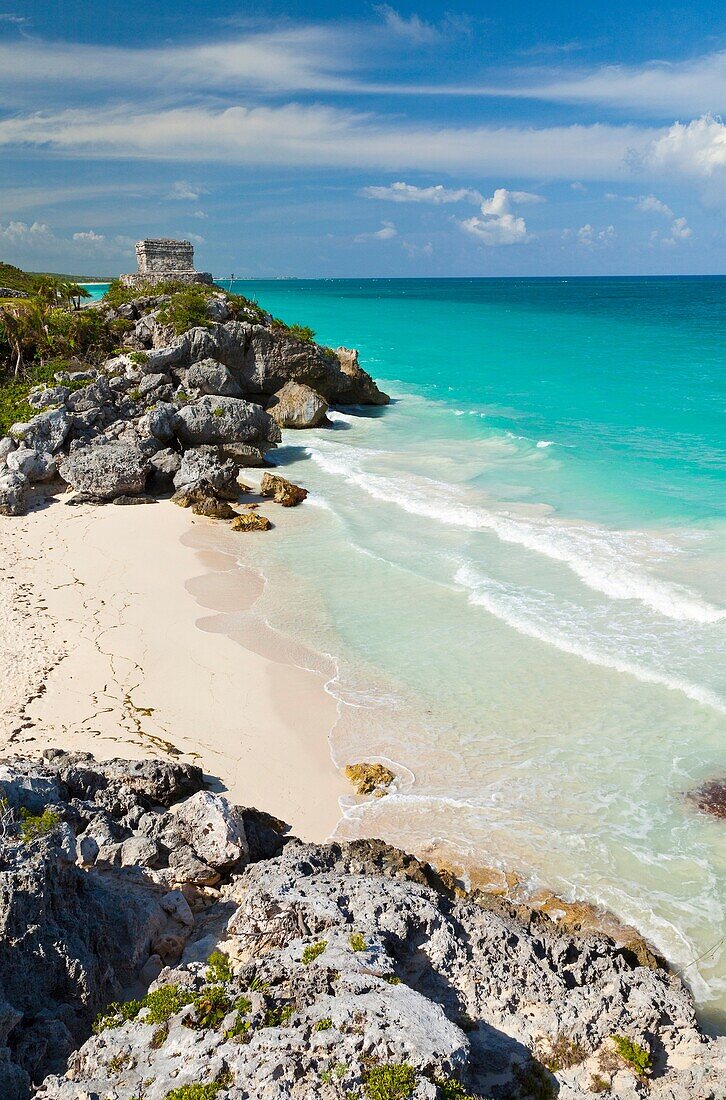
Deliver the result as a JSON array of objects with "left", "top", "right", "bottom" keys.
[
  {"left": 261, "top": 1002, "right": 293, "bottom": 1028},
  {"left": 302, "top": 940, "right": 327, "bottom": 965},
  {"left": 143, "top": 983, "right": 194, "bottom": 1024},
  {"left": 536, "top": 1032, "right": 587, "bottom": 1072},
  {"left": 363, "top": 1064, "right": 417, "bottom": 1100},
  {"left": 611, "top": 1035, "right": 652, "bottom": 1079},
  {"left": 206, "top": 950, "right": 233, "bottom": 983},
  {"left": 589, "top": 1075, "right": 610, "bottom": 1094},
  {"left": 315, "top": 1017, "right": 333, "bottom": 1031},
  {"left": 510, "top": 1060, "right": 557, "bottom": 1100},
  {"left": 93, "top": 999, "right": 143, "bottom": 1034},
  {"left": 189, "top": 985, "right": 231, "bottom": 1030},
  {"left": 128, "top": 350, "right": 149, "bottom": 364},
  {"left": 349, "top": 932, "right": 367, "bottom": 952},
  {"left": 430, "top": 1077, "right": 476, "bottom": 1100},
  {"left": 19, "top": 806, "right": 60, "bottom": 841},
  {"left": 164, "top": 1084, "right": 222, "bottom": 1100},
  {"left": 150, "top": 1023, "right": 168, "bottom": 1049}
]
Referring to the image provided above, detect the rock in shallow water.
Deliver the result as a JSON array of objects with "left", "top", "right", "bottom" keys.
[
  {"left": 259, "top": 471, "right": 307, "bottom": 507},
  {"left": 230, "top": 512, "right": 271, "bottom": 532}
]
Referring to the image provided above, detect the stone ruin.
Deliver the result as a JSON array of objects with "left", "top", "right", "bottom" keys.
[{"left": 120, "top": 238, "right": 213, "bottom": 288}]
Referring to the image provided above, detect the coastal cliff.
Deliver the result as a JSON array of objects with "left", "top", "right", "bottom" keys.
[
  {"left": 0, "top": 751, "right": 721, "bottom": 1100},
  {"left": 0, "top": 280, "right": 388, "bottom": 517}
]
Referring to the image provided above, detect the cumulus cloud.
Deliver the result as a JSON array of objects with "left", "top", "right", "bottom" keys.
[
  {"left": 355, "top": 220, "right": 397, "bottom": 243},
  {"left": 72, "top": 229, "right": 106, "bottom": 242},
  {"left": 168, "top": 180, "right": 200, "bottom": 200},
  {"left": 570, "top": 181, "right": 587, "bottom": 192},
  {"left": 459, "top": 188, "right": 542, "bottom": 246},
  {"left": 362, "top": 181, "right": 483, "bottom": 204},
  {"left": 574, "top": 223, "right": 615, "bottom": 248},
  {"left": 0, "top": 220, "right": 52, "bottom": 243},
  {"left": 634, "top": 194, "right": 673, "bottom": 216},
  {"left": 637, "top": 114, "right": 726, "bottom": 177},
  {"left": 0, "top": 219, "right": 134, "bottom": 261},
  {"left": 402, "top": 240, "right": 434, "bottom": 257},
  {"left": 652, "top": 216, "right": 692, "bottom": 246}
]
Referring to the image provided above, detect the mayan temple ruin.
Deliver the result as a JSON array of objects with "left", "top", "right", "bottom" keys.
[{"left": 120, "top": 238, "right": 214, "bottom": 288}]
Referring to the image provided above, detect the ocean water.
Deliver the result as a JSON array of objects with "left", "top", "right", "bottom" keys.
[{"left": 90, "top": 277, "right": 726, "bottom": 1020}]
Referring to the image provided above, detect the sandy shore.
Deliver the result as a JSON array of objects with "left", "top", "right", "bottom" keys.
[{"left": 0, "top": 491, "right": 346, "bottom": 840}]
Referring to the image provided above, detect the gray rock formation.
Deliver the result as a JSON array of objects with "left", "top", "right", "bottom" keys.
[
  {"left": 0, "top": 471, "right": 29, "bottom": 516},
  {"left": 0, "top": 751, "right": 720, "bottom": 1100},
  {"left": 269, "top": 381, "right": 330, "bottom": 428},
  {"left": 59, "top": 443, "right": 150, "bottom": 500},
  {"left": 172, "top": 395, "right": 281, "bottom": 450},
  {"left": 188, "top": 358, "right": 243, "bottom": 398},
  {"left": 172, "top": 445, "right": 241, "bottom": 496}
]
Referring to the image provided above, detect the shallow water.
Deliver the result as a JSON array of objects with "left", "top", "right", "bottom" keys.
[{"left": 89, "top": 277, "right": 726, "bottom": 1020}]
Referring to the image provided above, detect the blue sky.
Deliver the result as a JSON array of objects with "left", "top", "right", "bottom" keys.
[{"left": 0, "top": 0, "right": 724, "bottom": 276}]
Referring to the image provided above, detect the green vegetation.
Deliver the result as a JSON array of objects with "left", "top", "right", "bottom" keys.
[
  {"left": 157, "top": 285, "right": 217, "bottom": 335},
  {"left": 302, "top": 940, "right": 327, "bottom": 965},
  {"left": 190, "top": 985, "right": 231, "bottom": 1030},
  {"left": 18, "top": 807, "right": 60, "bottom": 842},
  {"left": 431, "top": 1077, "right": 476, "bottom": 1100},
  {"left": 349, "top": 932, "right": 367, "bottom": 952},
  {"left": 363, "top": 1064, "right": 417, "bottom": 1100},
  {"left": 270, "top": 317, "right": 315, "bottom": 343},
  {"left": 537, "top": 1033, "right": 587, "bottom": 1072},
  {"left": 382, "top": 974, "right": 401, "bottom": 985},
  {"left": 261, "top": 1003, "right": 293, "bottom": 1028},
  {"left": 0, "top": 359, "right": 93, "bottom": 433},
  {"left": 92, "top": 983, "right": 194, "bottom": 1034},
  {"left": 164, "top": 1083, "right": 224, "bottom": 1100},
  {"left": 589, "top": 1075, "right": 610, "bottom": 1094},
  {"left": 150, "top": 1024, "right": 168, "bottom": 1049},
  {"left": 611, "top": 1035, "right": 652, "bottom": 1078},
  {"left": 315, "top": 1017, "right": 333, "bottom": 1031},
  {"left": 206, "top": 950, "right": 233, "bottom": 983},
  {"left": 128, "top": 350, "right": 149, "bottom": 365}
]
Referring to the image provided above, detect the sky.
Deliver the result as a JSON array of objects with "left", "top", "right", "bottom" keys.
[{"left": 0, "top": 0, "right": 724, "bottom": 277}]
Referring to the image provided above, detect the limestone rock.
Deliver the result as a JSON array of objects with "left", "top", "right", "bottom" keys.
[
  {"left": 173, "top": 395, "right": 281, "bottom": 451},
  {"left": 6, "top": 446, "right": 56, "bottom": 482},
  {"left": 269, "top": 381, "right": 329, "bottom": 428},
  {"left": 173, "top": 445, "right": 240, "bottom": 497},
  {"left": 190, "top": 497, "right": 238, "bottom": 519},
  {"left": 345, "top": 762, "right": 395, "bottom": 796},
  {"left": 147, "top": 447, "right": 181, "bottom": 493},
  {"left": 59, "top": 443, "right": 149, "bottom": 500},
  {"left": 689, "top": 777, "right": 726, "bottom": 818},
  {"left": 174, "top": 791, "right": 249, "bottom": 870},
  {"left": 230, "top": 512, "right": 271, "bottom": 532},
  {"left": 0, "top": 471, "right": 29, "bottom": 516},
  {"left": 11, "top": 407, "right": 72, "bottom": 454},
  {"left": 0, "top": 436, "right": 16, "bottom": 469},
  {"left": 187, "top": 358, "right": 243, "bottom": 397},
  {"left": 259, "top": 471, "right": 307, "bottom": 507}
]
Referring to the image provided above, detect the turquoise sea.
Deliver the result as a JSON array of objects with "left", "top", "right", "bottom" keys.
[{"left": 86, "top": 277, "right": 726, "bottom": 1020}]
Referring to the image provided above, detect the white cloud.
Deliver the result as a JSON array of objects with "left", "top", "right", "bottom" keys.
[
  {"left": 0, "top": 220, "right": 52, "bottom": 243},
  {"left": 637, "top": 114, "right": 726, "bottom": 177},
  {"left": 485, "top": 52, "right": 726, "bottom": 116},
  {"left": 72, "top": 229, "right": 106, "bottom": 242},
  {"left": 458, "top": 188, "right": 541, "bottom": 246},
  {"left": 480, "top": 187, "right": 543, "bottom": 215},
  {"left": 402, "top": 240, "right": 434, "bottom": 257},
  {"left": 0, "top": 105, "right": 654, "bottom": 180},
  {"left": 362, "top": 181, "right": 483, "bottom": 204},
  {"left": 570, "top": 181, "right": 587, "bottom": 192},
  {"left": 186, "top": 232, "right": 206, "bottom": 245},
  {"left": 168, "top": 180, "right": 200, "bottom": 200},
  {"left": 634, "top": 194, "right": 673, "bottom": 216},
  {"left": 193, "top": 210, "right": 208, "bottom": 219},
  {"left": 355, "top": 220, "right": 397, "bottom": 243},
  {"left": 576, "top": 223, "right": 615, "bottom": 248},
  {"left": 653, "top": 216, "right": 693, "bottom": 246},
  {"left": 374, "top": 5, "right": 439, "bottom": 44}
]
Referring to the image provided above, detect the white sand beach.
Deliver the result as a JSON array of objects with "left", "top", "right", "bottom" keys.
[{"left": 0, "top": 493, "right": 346, "bottom": 840}]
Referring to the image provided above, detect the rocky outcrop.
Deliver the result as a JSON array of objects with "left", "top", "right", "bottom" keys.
[
  {"left": 173, "top": 396, "right": 281, "bottom": 450},
  {"left": 260, "top": 472, "right": 308, "bottom": 507},
  {"left": 345, "top": 762, "right": 395, "bottom": 796},
  {"left": 231, "top": 512, "right": 272, "bottom": 532},
  {"left": 689, "top": 777, "right": 726, "bottom": 818},
  {"left": 0, "top": 287, "right": 388, "bottom": 516},
  {"left": 59, "top": 442, "right": 150, "bottom": 500},
  {"left": 269, "top": 381, "right": 330, "bottom": 428},
  {"left": 11, "top": 757, "right": 718, "bottom": 1100}
]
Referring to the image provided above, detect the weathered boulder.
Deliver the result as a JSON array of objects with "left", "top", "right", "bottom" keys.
[
  {"left": 190, "top": 497, "right": 238, "bottom": 519},
  {"left": 0, "top": 471, "right": 29, "bottom": 516},
  {"left": 345, "top": 762, "right": 395, "bottom": 796},
  {"left": 242, "top": 327, "right": 389, "bottom": 405},
  {"left": 11, "top": 407, "right": 72, "bottom": 454},
  {"left": 187, "top": 358, "right": 243, "bottom": 398},
  {"left": 6, "top": 446, "right": 56, "bottom": 482},
  {"left": 173, "top": 396, "right": 280, "bottom": 451},
  {"left": 172, "top": 445, "right": 240, "bottom": 497},
  {"left": 173, "top": 790, "right": 249, "bottom": 870},
  {"left": 59, "top": 443, "right": 149, "bottom": 500},
  {"left": 260, "top": 471, "right": 307, "bottom": 507},
  {"left": 230, "top": 512, "right": 271, "bottom": 532},
  {"left": 147, "top": 447, "right": 181, "bottom": 493},
  {"left": 0, "top": 436, "right": 16, "bottom": 468},
  {"left": 269, "top": 381, "right": 329, "bottom": 428},
  {"left": 138, "top": 401, "right": 177, "bottom": 444},
  {"left": 27, "top": 384, "right": 69, "bottom": 411},
  {"left": 170, "top": 480, "right": 233, "bottom": 514}
]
